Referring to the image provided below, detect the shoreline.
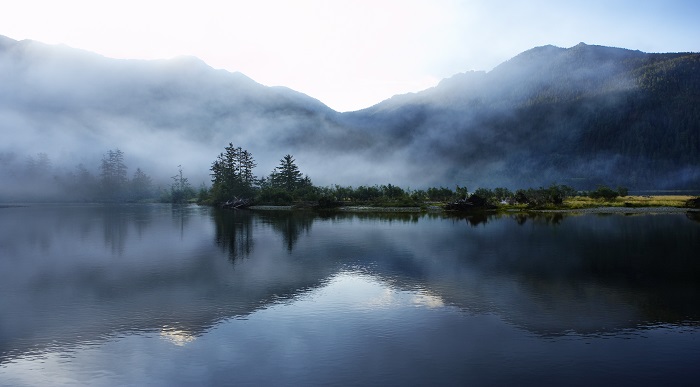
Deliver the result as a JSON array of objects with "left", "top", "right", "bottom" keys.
[
  {"left": 532, "top": 206, "right": 700, "bottom": 214},
  {"left": 247, "top": 204, "right": 699, "bottom": 214}
]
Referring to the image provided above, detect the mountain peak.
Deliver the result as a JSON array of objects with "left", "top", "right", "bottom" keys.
[{"left": 0, "top": 34, "right": 17, "bottom": 47}]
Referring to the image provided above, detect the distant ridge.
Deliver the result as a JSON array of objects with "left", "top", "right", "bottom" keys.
[{"left": 0, "top": 34, "right": 698, "bottom": 191}]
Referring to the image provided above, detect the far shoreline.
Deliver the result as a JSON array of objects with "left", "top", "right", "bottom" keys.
[
  {"left": 532, "top": 206, "right": 700, "bottom": 214},
  {"left": 246, "top": 204, "right": 700, "bottom": 215}
]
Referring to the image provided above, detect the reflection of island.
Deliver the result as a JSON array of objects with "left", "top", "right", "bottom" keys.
[
  {"left": 101, "top": 204, "right": 160, "bottom": 254},
  {"left": 2, "top": 207, "right": 700, "bottom": 365},
  {"left": 213, "top": 209, "right": 318, "bottom": 258},
  {"left": 449, "top": 212, "right": 490, "bottom": 226},
  {"left": 212, "top": 209, "right": 254, "bottom": 260},
  {"left": 203, "top": 210, "right": 700, "bottom": 336},
  {"left": 258, "top": 211, "right": 314, "bottom": 251},
  {"left": 509, "top": 212, "right": 565, "bottom": 225}
]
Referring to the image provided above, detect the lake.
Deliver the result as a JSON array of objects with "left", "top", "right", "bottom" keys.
[{"left": 1, "top": 204, "right": 699, "bottom": 386}]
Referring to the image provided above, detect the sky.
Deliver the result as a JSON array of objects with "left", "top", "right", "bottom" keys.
[{"left": 2, "top": 0, "right": 699, "bottom": 112}]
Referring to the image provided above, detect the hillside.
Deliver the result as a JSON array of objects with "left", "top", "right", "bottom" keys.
[
  {"left": 346, "top": 43, "right": 700, "bottom": 189},
  {"left": 1, "top": 36, "right": 698, "bottom": 197},
  {"left": 0, "top": 35, "right": 341, "bottom": 186}
]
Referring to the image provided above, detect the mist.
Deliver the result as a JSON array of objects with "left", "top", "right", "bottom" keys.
[{"left": 1, "top": 36, "right": 699, "bottom": 202}]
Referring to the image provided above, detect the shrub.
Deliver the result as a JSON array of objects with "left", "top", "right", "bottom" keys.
[{"left": 589, "top": 185, "right": 619, "bottom": 200}]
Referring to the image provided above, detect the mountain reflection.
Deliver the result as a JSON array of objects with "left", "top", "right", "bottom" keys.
[{"left": 1, "top": 205, "right": 699, "bottom": 364}]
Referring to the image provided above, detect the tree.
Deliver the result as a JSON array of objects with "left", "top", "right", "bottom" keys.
[
  {"left": 589, "top": 185, "right": 619, "bottom": 200},
  {"left": 473, "top": 188, "right": 496, "bottom": 204},
  {"left": 426, "top": 186, "right": 455, "bottom": 201},
  {"left": 130, "top": 168, "right": 153, "bottom": 201},
  {"left": 455, "top": 185, "right": 469, "bottom": 199},
  {"left": 210, "top": 143, "right": 257, "bottom": 203},
  {"left": 493, "top": 187, "right": 513, "bottom": 202},
  {"left": 99, "top": 149, "right": 128, "bottom": 200},
  {"left": 272, "top": 154, "right": 303, "bottom": 191},
  {"left": 239, "top": 149, "right": 257, "bottom": 188},
  {"left": 170, "top": 165, "right": 194, "bottom": 203},
  {"left": 73, "top": 163, "right": 98, "bottom": 200},
  {"left": 25, "top": 153, "right": 52, "bottom": 179}
]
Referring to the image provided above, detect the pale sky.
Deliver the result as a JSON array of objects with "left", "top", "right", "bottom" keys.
[{"left": 2, "top": 0, "right": 699, "bottom": 112}]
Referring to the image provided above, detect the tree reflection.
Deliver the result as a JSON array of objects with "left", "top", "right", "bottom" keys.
[
  {"left": 100, "top": 205, "right": 133, "bottom": 255},
  {"left": 446, "top": 212, "right": 490, "bottom": 226},
  {"left": 170, "top": 204, "right": 192, "bottom": 240},
  {"left": 510, "top": 212, "right": 565, "bottom": 225},
  {"left": 317, "top": 211, "right": 422, "bottom": 223},
  {"left": 259, "top": 211, "right": 314, "bottom": 252},
  {"left": 3, "top": 206, "right": 700, "bottom": 366},
  {"left": 213, "top": 209, "right": 254, "bottom": 261},
  {"left": 99, "top": 204, "right": 163, "bottom": 255}
]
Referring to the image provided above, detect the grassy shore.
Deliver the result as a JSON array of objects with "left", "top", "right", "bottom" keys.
[
  {"left": 247, "top": 195, "right": 698, "bottom": 213},
  {"left": 469, "top": 195, "right": 698, "bottom": 213},
  {"left": 563, "top": 195, "right": 693, "bottom": 209}
]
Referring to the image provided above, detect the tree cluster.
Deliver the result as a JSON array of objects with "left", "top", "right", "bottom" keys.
[
  {"left": 208, "top": 144, "right": 314, "bottom": 206},
  {"left": 585, "top": 185, "right": 629, "bottom": 201},
  {"left": 210, "top": 143, "right": 257, "bottom": 203},
  {"left": 99, "top": 149, "right": 129, "bottom": 200},
  {"left": 257, "top": 155, "right": 314, "bottom": 204},
  {"left": 510, "top": 185, "right": 578, "bottom": 206},
  {"left": 0, "top": 149, "right": 197, "bottom": 203},
  {"left": 168, "top": 165, "right": 195, "bottom": 204}
]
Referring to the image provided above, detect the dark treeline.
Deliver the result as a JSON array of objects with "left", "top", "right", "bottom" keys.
[
  {"left": 207, "top": 142, "right": 468, "bottom": 207},
  {"left": 203, "top": 143, "right": 639, "bottom": 209},
  {"left": 0, "top": 144, "right": 662, "bottom": 208}
]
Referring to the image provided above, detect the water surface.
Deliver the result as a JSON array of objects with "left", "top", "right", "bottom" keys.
[{"left": 1, "top": 204, "right": 699, "bottom": 386}]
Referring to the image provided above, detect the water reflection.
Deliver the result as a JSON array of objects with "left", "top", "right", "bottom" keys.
[
  {"left": 212, "top": 208, "right": 254, "bottom": 261},
  {"left": 1, "top": 205, "right": 699, "bottom": 382},
  {"left": 253, "top": 210, "right": 700, "bottom": 335},
  {"left": 445, "top": 212, "right": 568, "bottom": 227},
  {"left": 509, "top": 212, "right": 565, "bottom": 225},
  {"left": 258, "top": 210, "right": 315, "bottom": 251},
  {"left": 687, "top": 210, "right": 700, "bottom": 223}
]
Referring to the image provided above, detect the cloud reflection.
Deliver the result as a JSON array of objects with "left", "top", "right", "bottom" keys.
[{"left": 159, "top": 328, "right": 196, "bottom": 346}]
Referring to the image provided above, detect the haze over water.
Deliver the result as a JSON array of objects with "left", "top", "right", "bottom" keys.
[{"left": 1, "top": 204, "right": 699, "bottom": 385}]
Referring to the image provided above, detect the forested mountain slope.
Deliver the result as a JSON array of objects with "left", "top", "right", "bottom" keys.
[
  {"left": 0, "top": 34, "right": 342, "bottom": 185},
  {"left": 1, "top": 35, "right": 698, "bottom": 192},
  {"left": 346, "top": 43, "right": 700, "bottom": 189}
]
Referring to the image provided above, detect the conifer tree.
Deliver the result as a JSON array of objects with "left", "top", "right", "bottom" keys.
[
  {"left": 99, "top": 149, "right": 128, "bottom": 200},
  {"left": 272, "top": 154, "right": 302, "bottom": 191},
  {"left": 210, "top": 143, "right": 257, "bottom": 203}
]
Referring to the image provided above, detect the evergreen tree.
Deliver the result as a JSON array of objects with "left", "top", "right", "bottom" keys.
[
  {"left": 170, "top": 165, "right": 194, "bottom": 203},
  {"left": 239, "top": 149, "right": 257, "bottom": 188},
  {"left": 272, "top": 154, "right": 302, "bottom": 191},
  {"left": 130, "top": 167, "right": 153, "bottom": 201},
  {"left": 99, "top": 149, "right": 128, "bottom": 200},
  {"left": 73, "top": 163, "right": 98, "bottom": 200},
  {"left": 210, "top": 143, "right": 257, "bottom": 203},
  {"left": 27, "top": 153, "right": 52, "bottom": 178}
]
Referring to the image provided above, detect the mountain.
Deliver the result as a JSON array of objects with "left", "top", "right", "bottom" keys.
[
  {"left": 1, "top": 35, "right": 699, "bottom": 194},
  {"left": 344, "top": 42, "right": 700, "bottom": 189},
  {"left": 0, "top": 35, "right": 343, "bottom": 187}
]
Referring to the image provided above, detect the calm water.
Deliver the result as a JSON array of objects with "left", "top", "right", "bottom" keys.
[{"left": 1, "top": 204, "right": 699, "bottom": 386}]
